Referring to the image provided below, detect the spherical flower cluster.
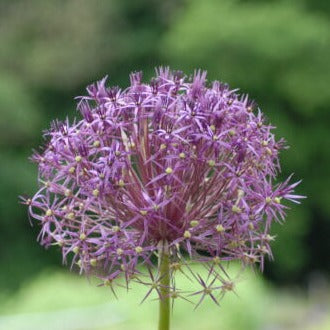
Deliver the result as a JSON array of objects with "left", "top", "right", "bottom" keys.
[{"left": 23, "top": 68, "right": 302, "bottom": 304}]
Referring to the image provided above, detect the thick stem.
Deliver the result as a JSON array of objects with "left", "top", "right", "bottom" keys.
[{"left": 158, "top": 240, "right": 170, "bottom": 330}]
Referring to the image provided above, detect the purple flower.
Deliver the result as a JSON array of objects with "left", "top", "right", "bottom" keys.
[{"left": 23, "top": 68, "right": 303, "bottom": 304}]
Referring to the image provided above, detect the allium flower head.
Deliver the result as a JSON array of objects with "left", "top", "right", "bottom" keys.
[{"left": 23, "top": 68, "right": 303, "bottom": 304}]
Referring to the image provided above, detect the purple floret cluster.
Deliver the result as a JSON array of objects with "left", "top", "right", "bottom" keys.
[{"left": 24, "top": 68, "right": 302, "bottom": 303}]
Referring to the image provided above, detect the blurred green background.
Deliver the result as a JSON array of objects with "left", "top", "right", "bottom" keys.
[{"left": 0, "top": 0, "right": 329, "bottom": 329}]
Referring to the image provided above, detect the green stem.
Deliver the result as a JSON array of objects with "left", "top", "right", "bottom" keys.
[{"left": 158, "top": 240, "right": 170, "bottom": 330}]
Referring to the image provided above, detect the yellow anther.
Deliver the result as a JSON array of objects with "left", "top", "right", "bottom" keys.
[
  {"left": 274, "top": 197, "right": 282, "bottom": 204},
  {"left": 160, "top": 144, "right": 167, "bottom": 150},
  {"left": 140, "top": 210, "right": 148, "bottom": 216},
  {"left": 232, "top": 205, "right": 242, "bottom": 213},
  {"left": 135, "top": 246, "right": 143, "bottom": 253},
  {"left": 45, "top": 209, "right": 53, "bottom": 217},
  {"left": 261, "top": 140, "right": 268, "bottom": 147},
  {"left": 207, "top": 160, "right": 216, "bottom": 167},
  {"left": 79, "top": 233, "right": 86, "bottom": 241},
  {"left": 204, "top": 288, "right": 212, "bottom": 295},
  {"left": 244, "top": 254, "right": 258, "bottom": 264},
  {"left": 228, "top": 241, "right": 239, "bottom": 249},
  {"left": 112, "top": 226, "right": 120, "bottom": 232},
  {"left": 213, "top": 256, "right": 221, "bottom": 264},
  {"left": 69, "top": 167, "right": 75, "bottom": 174},
  {"left": 92, "top": 189, "right": 99, "bottom": 197},
  {"left": 266, "top": 147, "right": 273, "bottom": 155},
  {"left": 73, "top": 246, "right": 80, "bottom": 254},
  {"left": 99, "top": 173, "right": 105, "bottom": 179},
  {"left": 67, "top": 212, "right": 75, "bottom": 220},
  {"left": 215, "top": 224, "right": 225, "bottom": 233},
  {"left": 75, "top": 155, "right": 82, "bottom": 162},
  {"left": 248, "top": 223, "right": 254, "bottom": 230},
  {"left": 222, "top": 281, "right": 235, "bottom": 291},
  {"left": 76, "top": 259, "right": 82, "bottom": 267},
  {"left": 212, "top": 135, "right": 219, "bottom": 141},
  {"left": 229, "top": 129, "right": 236, "bottom": 136},
  {"left": 116, "top": 248, "right": 123, "bottom": 255},
  {"left": 259, "top": 245, "right": 269, "bottom": 254},
  {"left": 179, "top": 152, "right": 186, "bottom": 159},
  {"left": 237, "top": 189, "right": 244, "bottom": 198},
  {"left": 93, "top": 140, "right": 100, "bottom": 147},
  {"left": 265, "top": 197, "right": 272, "bottom": 204},
  {"left": 64, "top": 189, "right": 72, "bottom": 197},
  {"left": 265, "top": 234, "right": 275, "bottom": 241},
  {"left": 118, "top": 179, "right": 125, "bottom": 187},
  {"left": 115, "top": 150, "right": 121, "bottom": 156},
  {"left": 104, "top": 279, "right": 112, "bottom": 286},
  {"left": 57, "top": 240, "right": 64, "bottom": 247},
  {"left": 183, "top": 230, "right": 191, "bottom": 239},
  {"left": 210, "top": 125, "right": 216, "bottom": 132},
  {"left": 165, "top": 167, "right": 173, "bottom": 174},
  {"left": 190, "top": 220, "right": 199, "bottom": 227},
  {"left": 90, "top": 258, "right": 97, "bottom": 267}
]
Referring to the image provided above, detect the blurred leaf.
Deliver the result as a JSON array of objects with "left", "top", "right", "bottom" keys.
[
  {"left": 0, "top": 150, "right": 37, "bottom": 221},
  {"left": 0, "top": 74, "right": 42, "bottom": 146},
  {"left": 268, "top": 206, "right": 311, "bottom": 280},
  {"left": 0, "top": 0, "right": 173, "bottom": 90},
  {"left": 162, "top": 0, "right": 330, "bottom": 114},
  {"left": 0, "top": 1, "right": 123, "bottom": 89}
]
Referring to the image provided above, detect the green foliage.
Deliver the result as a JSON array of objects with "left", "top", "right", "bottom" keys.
[
  {"left": 1, "top": 265, "right": 329, "bottom": 330},
  {"left": 0, "top": 74, "right": 42, "bottom": 146},
  {"left": 0, "top": 1, "right": 122, "bottom": 89},
  {"left": 162, "top": 0, "right": 330, "bottom": 113},
  {"left": 0, "top": 0, "right": 170, "bottom": 90}
]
